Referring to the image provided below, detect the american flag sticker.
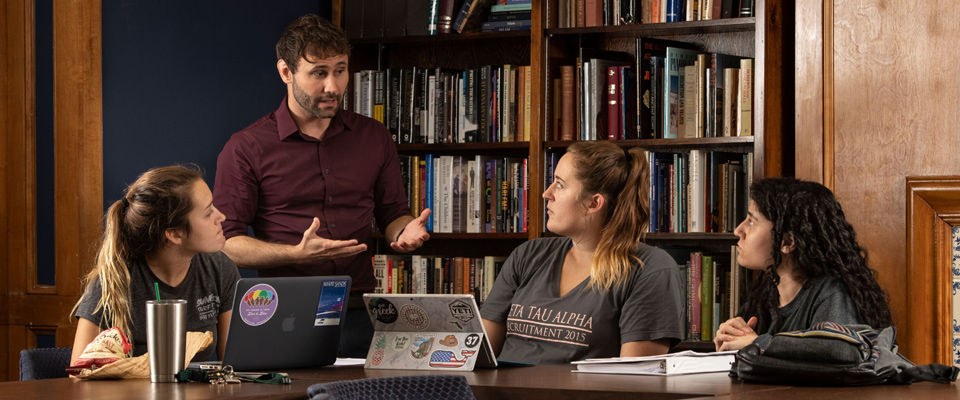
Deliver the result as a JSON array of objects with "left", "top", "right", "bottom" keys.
[{"left": 428, "top": 349, "right": 477, "bottom": 368}]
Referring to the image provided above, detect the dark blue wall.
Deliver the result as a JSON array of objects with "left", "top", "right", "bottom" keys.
[{"left": 102, "top": 1, "right": 330, "bottom": 203}]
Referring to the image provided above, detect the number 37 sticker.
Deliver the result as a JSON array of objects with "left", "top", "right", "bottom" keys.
[{"left": 464, "top": 333, "right": 481, "bottom": 349}]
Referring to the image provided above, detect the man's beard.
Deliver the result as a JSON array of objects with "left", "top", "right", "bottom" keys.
[{"left": 292, "top": 78, "right": 340, "bottom": 119}]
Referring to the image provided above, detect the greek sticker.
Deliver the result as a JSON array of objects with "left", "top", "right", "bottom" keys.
[
  {"left": 315, "top": 279, "right": 348, "bottom": 326},
  {"left": 399, "top": 304, "right": 429, "bottom": 331},
  {"left": 368, "top": 297, "right": 398, "bottom": 324},
  {"left": 239, "top": 283, "right": 278, "bottom": 326},
  {"left": 448, "top": 299, "right": 475, "bottom": 322}
]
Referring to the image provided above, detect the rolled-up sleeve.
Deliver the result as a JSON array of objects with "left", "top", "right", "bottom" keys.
[{"left": 214, "top": 134, "right": 261, "bottom": 240}]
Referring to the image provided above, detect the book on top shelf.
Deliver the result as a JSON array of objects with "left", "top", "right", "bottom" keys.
[
  {"left": 663, "top": 47, "right": 701, "bottom": 139},
  {"left": 453, "top": 0, "right": 494, "bottom": 33},
  {"left": 636, "top": 38, "right": 699, "bottom": 139}
]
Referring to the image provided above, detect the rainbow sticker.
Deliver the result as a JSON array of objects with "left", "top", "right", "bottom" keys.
[{"left": 239, "top": 283, "right": 279, "bottom": 326}]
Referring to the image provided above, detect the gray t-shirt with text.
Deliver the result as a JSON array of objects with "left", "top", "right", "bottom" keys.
[
  {"left": 75, "top": 252, "right": 240, "bottom": 362},
  {"left": 480, "top": 237, "right": 685, "bottom": 364}
]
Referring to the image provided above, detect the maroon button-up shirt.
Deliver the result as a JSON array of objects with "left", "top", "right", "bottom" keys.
[{"left": 213, "top": 98, "right": 411, "bottom": 292}]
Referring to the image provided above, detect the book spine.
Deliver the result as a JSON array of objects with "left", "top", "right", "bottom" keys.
[
  {"left": 560, "top": 65, "right": 576, "bottom": 141},
  {"left": 701, "top": 255, "right": 714, "bottom": 340},
  {"left": 689, "top": 252, "right": 701, "bottom": 341},
  {"left": 437, "top": 0, "right": 456, "bottom": 34},
  {"left": 722, "top": 68, "right": 739, "bottom": 137},
  {"left": 606, "top": 66, "right": 621, "bottom": 140},
  {"left": 427, "top": 0, "right": 440, "bottom": 34},
  {"left": 650, "top": 56, "right": 662, "bottom": 139},
  {"left": 424, "top": 154, "right": 434, "bottom": 231},
  {"left": 738, "top": 58, "right": 753, "bottom": 136},
  {"left": 647, "top": 151, "right": 658, "bottom": 232},
  {"left": 523, "top": 66, "right": 532, "bottom": 141}
]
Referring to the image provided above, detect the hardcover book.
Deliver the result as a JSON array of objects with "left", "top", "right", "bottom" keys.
[{"left": 452, "top": 0, "right": 494, "bottom": 33}]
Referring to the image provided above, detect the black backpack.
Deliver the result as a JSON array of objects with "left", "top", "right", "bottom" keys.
[{"left": 732, "top": 321, "right": 959, "bottom": 386}]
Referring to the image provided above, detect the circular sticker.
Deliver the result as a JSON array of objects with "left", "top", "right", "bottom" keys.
[
  {"left": 399, "top": 304, "right": 429, "bottom": 331},
  {"left": 368, "top": 297, "right": 398, "bottom": 324},
  {"left": 239, "top": 283, "right": 278, "bottom": 326},
  {"left": 464, "top": 333, "right": 481, "bottom": 349},
  {"left": 392, "top": 333, "right": 411, "bottom": 352}
]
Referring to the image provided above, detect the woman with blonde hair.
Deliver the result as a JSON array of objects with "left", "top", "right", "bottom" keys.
[
  {"left": 480, "top": 142, "right": 684, "bottom": 364},
  {"left": 71, "top": 165, "right": 240, "bottom": 364}
]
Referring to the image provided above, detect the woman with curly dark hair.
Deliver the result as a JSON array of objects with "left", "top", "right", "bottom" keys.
[{"left": 714, "top": 177, "right": 892, "bottom": 351}]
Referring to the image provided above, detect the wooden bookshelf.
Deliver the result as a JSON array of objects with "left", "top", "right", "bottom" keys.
[{"left": 335, "top": 0, "right": 789, "bottom": 348}]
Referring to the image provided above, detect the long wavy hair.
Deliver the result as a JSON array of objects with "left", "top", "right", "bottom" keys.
[
  {"left": 565, "top": 141, "right": 649, "bottom": 291},
  {"left": 738, "top": 177, "right": 893, "bottom": 332},
  {"left": 72, "top": 165, "right": 203, "bottom": 339}
]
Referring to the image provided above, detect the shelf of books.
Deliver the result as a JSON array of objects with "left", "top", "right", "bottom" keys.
[
  {"left": 338, "top": 0, "right": 786, "bottom": 350},
  {"left": 540, "top": 0, "right": 782, "bottom": 350}
]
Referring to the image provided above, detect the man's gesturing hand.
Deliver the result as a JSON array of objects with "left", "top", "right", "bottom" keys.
[{"left": 296, "top": 217, "right": 368, "bottom": 263}]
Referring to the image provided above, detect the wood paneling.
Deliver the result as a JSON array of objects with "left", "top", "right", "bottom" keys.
[
  {"left": 794, "top": 0, "right": 825, "bottom": 183},
  {"left": 797, "top": 0, "right": 960, "bottom": 363},
  {"left": 2, "top": 0, "right": 36, "bottom": 382},
  {"left": 1, "top": 0, "right": 102, "bottom": 381},
  {"left": 832, "top": 0, "right": 960, "bottom": 363},
  {"left": 905, "top": 177, "right": 960, "bottom": 365}
]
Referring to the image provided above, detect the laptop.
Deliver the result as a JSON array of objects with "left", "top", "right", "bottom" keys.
[
  {"left": 362, "top": 293, "right": 497, "bottom": 371},
  {"left": 194, "top": 275, "right": 351, "bottom": 371}
]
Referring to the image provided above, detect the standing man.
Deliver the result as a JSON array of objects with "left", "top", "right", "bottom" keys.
[{"left": 213, "top": 14, "right": 430, "bottom": 357}]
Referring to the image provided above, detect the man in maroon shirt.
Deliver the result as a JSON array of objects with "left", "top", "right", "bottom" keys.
[{"left": 213, "top": 15, "right": 430, "bottom": 358}]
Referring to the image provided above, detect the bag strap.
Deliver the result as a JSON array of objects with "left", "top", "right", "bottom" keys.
[{"left": 887, "top": 363, "right": 960, "bottom": 385}]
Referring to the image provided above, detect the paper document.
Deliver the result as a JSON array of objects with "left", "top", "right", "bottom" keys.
[{"left": 571, "top": 350, "right": 736, "bottom": 375}]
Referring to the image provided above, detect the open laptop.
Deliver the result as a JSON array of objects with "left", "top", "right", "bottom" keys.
[
  {"left": 193, "top": 275, "right": 351, "bottom": 371},
  {"left": 362, "top": 293, "right": 497, "bottom": 371}
]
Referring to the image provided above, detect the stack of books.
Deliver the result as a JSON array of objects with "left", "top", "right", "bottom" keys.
[{"left": 480, "top": 1, "right": 531, "bottom": 32}]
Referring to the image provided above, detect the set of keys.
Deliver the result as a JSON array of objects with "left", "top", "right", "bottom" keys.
[{"left": 203, "top": 365, "right": 241, "bottom": 384}]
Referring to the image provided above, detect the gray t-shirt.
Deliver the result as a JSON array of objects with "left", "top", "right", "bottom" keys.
[
  {"left": 754, "top": 275, "right": 862, "bottom": 346},
  {"left": 75, "top": 252, "right": 241, "bottom": 361},
  {"left": 480, "top": 237, "right": 685, "bottom": 364}
]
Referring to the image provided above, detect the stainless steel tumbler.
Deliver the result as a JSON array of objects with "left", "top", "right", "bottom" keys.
[{"left": 146, "top": 299, "right": 187, "bottom": 383}]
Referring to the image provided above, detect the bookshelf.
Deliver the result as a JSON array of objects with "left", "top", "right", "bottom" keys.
[{"left": 334, "top": 0, "right": 789, "bottom": 347}]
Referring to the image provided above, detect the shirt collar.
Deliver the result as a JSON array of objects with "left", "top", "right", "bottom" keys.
[{"left": 276, "top": 96, "right": 353, "bottom": 142}]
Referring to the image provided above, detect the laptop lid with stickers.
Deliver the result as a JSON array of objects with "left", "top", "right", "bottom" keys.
[
  {"left": 219, "top": 275, "right": 351, "bottom": 371},
  {"left": 362, "top": 293, "right": 497, "bottom": 371}
]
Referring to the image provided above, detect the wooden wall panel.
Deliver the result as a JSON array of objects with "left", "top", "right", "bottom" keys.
[
  {"left": 905, "top": 178, "right": 960, "bottom": 364},
  {"left": 824, "top": 0, "right": 960, "bottom": 363},
  {"left": 1, "top": 0, "right": 101, "bottom": 381},
  {"left": 794, "top": 0, "right": 824, "bottom": 183}
]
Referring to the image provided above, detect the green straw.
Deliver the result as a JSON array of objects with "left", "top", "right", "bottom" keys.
[{"left": 154, "top": 282, "right": 161, "bottom": 301}]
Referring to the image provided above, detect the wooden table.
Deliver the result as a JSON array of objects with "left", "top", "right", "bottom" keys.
[{"left": 1, "top": 364, "right": 956, "bottom": 399}]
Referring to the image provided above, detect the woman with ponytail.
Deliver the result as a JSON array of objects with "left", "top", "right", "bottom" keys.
[
  {"left": 480, "top": 142, "right": 684, "bottom": 364},
  {"left": 71, "top": 165, "right": 240, "bottom": 364},
  {"left": 714, "top": 177, "right": 893, "bottom": 351}
]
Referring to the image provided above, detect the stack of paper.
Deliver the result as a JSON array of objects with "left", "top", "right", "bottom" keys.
[{"left": 571, "top": 350, "right": 736, "bottom": 376}]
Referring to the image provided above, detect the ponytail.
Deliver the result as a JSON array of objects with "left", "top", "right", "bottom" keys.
[
  {"left": 73, "top": 198, "right": 134, "bottom": 338},
  {"left": 567, "top": 142, "right": 650, "bottom": 291}
]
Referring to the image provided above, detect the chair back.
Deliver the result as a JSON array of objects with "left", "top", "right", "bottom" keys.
[
  {"left": 307, "top": 374, "right": 477, "bottom": 400},
  {"left": 19, "top": 347, "right": 73, "bottom": 381}
]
